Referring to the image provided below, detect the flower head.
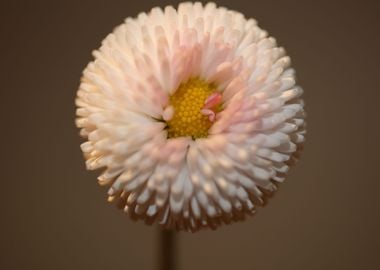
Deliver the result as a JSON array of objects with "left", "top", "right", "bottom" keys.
[{"left": 76, "top": 2, "right": 305, "bottom": 231}]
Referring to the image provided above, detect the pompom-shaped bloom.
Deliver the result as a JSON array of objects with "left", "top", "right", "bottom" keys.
[{"left": 76, "top": 2, "right": 305, "bottom": 232}]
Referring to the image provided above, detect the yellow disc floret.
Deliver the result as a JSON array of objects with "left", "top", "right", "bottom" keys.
[{"left": 166, "top": 78, "right": 219, "bottom": 139}]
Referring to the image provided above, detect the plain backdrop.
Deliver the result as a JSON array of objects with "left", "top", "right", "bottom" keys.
[{"left": 1, "top": 0, "right": 379, "bottom": 269}]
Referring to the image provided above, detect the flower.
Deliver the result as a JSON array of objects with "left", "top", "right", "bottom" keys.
[{"left": 76, "top": 2, "right": 305, "bottom": 232}]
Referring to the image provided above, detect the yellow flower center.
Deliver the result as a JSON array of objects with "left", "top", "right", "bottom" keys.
[{"left": 166, "top": 78, "right": 220, "bottom": 139}]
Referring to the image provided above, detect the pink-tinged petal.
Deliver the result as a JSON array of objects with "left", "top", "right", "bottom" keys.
[
  {"left": 200, "top": 109, "right": 216, "bottom": 122},
  {"left": 203, "top": 92, "right": 222, "bottom": 109},
  {"left": 162, "top": 105, "right": 174, "bottom": 121}
]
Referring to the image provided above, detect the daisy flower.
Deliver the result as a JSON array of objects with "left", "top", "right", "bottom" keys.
[{"left": 76, "top": 2, "right": 305, "bottom": 232}]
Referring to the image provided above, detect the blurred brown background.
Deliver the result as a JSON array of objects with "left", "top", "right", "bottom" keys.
[{"left": 1, "top": 0, "right": 379, "bottom": 269}]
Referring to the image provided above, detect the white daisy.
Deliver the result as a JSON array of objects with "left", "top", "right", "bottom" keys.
[{"left": 76, "top": 2, "right": 305, "bottom": 232}]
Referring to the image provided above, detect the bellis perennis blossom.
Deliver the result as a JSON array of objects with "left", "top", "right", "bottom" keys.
[{"left": 76, "top": 2, "right": 306, "bottom": 232}]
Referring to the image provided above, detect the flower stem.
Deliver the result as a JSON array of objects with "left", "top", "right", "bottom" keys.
[{"left": 158, "top": 229, "right": 176, "bottom": 270}]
